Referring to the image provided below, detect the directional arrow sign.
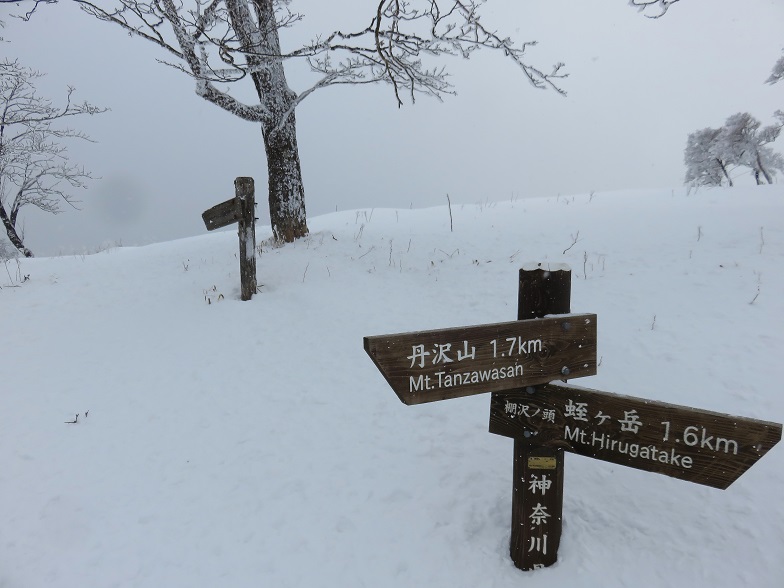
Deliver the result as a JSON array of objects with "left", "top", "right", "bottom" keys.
[
  {"left": 489, "top": 383, "right": 782, "bottom": 489},
  {"left": 202, "top": 197, "right": 240, "bottom": 231},
  {"left": 364, "top": 314, "right": 597, "bottom": 405}
]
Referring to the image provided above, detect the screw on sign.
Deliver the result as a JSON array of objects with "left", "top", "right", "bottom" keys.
[{"left": 364, "top": 265, "right": 783, "bottom": 572}]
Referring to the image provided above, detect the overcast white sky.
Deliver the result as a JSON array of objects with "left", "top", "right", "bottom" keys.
[{"left": 2, "top": 0, "right": 783, "bottom": 256}]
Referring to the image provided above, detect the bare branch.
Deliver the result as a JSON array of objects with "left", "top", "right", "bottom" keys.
[
  {"left": 1, "top": 0, "right": 59, "bottom": 21},
  {"left": 291, "top": 0, "right": 567, "bottom": 108}
]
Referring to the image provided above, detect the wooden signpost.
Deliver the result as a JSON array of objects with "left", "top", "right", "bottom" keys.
[
  {"left": 489, "top": 383, "right": 782, "bottom": 490},
  {"left": 364, "top": 314, "right": 597, "bottom": 405},
  {"left": 201, "top": 177, "right": 257, "bottom": 301},
  {"left": 363, "top": 264, "right": 783, "bottom": 572}
]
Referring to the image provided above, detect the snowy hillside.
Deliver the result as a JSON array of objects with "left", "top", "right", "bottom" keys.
[{"left": 2, "top": 186, "right": 783, "bottom": 588}]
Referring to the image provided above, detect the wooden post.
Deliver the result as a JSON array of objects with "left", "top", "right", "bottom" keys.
[
  {"left": 366, "top": 266, "right": 782, "bottom": 567},
  {"left": 510, "top": 265, "right": 570, "bottom": 570},
  {"left": 235, "top": 177, "right": 257, "bottom": 301},
  {"left": 201, "top": 177, "right": 258, "bottom": 301}
]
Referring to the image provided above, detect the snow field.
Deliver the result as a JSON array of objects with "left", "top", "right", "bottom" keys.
[{"left": 1, "top": 186, "right": 782, "bottom": 587}]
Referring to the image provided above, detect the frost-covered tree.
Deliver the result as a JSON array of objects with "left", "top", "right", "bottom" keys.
[
  {"left": 6, "top": 0, "right": 570, "bottom": 243},
  {"left": 684, "top": 112, "right": 784, "bottom": 188},
  {"left": 766, "top": 50, "right": 784, "bottom": 85},
  {"left": 719, "top": 112, "right": 783, "bottom": 185},
  {"left": 0, "top": 58, "right": 105, "bottom": 257},
  {"left": 684, "top": 127, "right": 733, "bottom": 188}
]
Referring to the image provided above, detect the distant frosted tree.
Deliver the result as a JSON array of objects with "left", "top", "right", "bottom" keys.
[
  {"left": 719, "top": 112, "right": 783, "bottom": 185},
  {"left": 684, "top": 112, "right": 784, "bottom": 188},
  {"left": 684, "top": 127, "right": 733, "bottom": 188},
  {"left": 0, "top": 58, "right": 105, "bottom": 257},
  {"left": 765, "top": 50, "right": 784, "bottom": 85}
]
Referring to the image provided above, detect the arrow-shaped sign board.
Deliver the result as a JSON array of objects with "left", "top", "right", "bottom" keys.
[
  {"left": 364, "top": 314, "right": 597, "bottom": 405},
  {"left": 202, "top": 197, "right": 240, "bottom": 231},
  {"left": 489, "top": 384, "right": 782, "bottom": 489}
]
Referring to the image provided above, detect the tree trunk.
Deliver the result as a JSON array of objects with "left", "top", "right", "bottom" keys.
[
  {"left": 0, "top": 204, "right": 33, "bottom": 257},
  {"left": 717, "top": 159, "right": 733, "bottom": 187},
  {"left": 224, "top": 0, "right": 309, "bottom": 244},
  {"left": 756, "top": 153, "right": 773, "bottom": 184},
  {"left": 262, "top": 113, "right": 308, "bottom": 243}
]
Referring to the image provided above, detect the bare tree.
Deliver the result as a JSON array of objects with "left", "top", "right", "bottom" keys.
[
  {"left": 0, "top": 57, "right": 106, "bottom": 257},
  {"left": 5, "top": 0, "right": 570, "bottom": 244}
]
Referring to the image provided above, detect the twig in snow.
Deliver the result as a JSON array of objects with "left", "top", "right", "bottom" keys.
[
  {"left": 65, "top": 413, "right": 79, "bottom": 424},
  {"left": 358, "top": 246, "right": 376, "bottom": 259},
  {"left": 446, "top": 193, "right": 453, "bottom": 232},
  {"left": 438, "top": 248, "right": 459, "bottom": 259},
  {"left": 749, "top": 272, "right": 762, "bottom": 305},
  {"left": 302, "top": 263, "right": 309, "bottom": 283},
  {"left": 759, "top": 227, "right": 765, "bottom": 254},
  {"left": 562, "top": 231, "right": 581, "bottom": 255},
  {"left": 4, "top": 260, "right": 14, "bottom": 284}
]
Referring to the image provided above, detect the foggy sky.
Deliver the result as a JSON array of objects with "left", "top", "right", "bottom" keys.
[{"left": 2, "top": 0, "right": 782, "bottom": 256}]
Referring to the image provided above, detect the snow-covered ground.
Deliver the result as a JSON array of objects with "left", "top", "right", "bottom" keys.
[{"left": 2, "top": 186, "right": 782, "bottom": 587}]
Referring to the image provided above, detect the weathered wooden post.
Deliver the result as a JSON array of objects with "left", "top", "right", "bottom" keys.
[
  {"left": 235, "top": 177, "right": 257, "bottom": 301},
  {"left": 365, "top": 265, "right": 781, "bottom": 572},
  {"left": 201, "top": 177, "right": 257, "bottom": 301},
  {"left": 509, "top": 264, "right": 570, "bottom": 570}
]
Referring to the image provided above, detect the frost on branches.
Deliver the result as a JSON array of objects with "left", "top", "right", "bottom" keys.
[
  {"left": 11, "top": 0, "right": 568, "bottom": 244},
  {"left": 628, "top": 0, "right": 681, "bottom": 19},
  {"left": 0, "top": 58, "right": 105, "bottom": 257},
  {"left": 766, "top": 50, "right": 784, "bottom": 86},
  {"left": 684, "top": 112, "right": 784, "bottom": 189},
  {"left": 684, "top": 128, "right": 733, "bottom": 188}
]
